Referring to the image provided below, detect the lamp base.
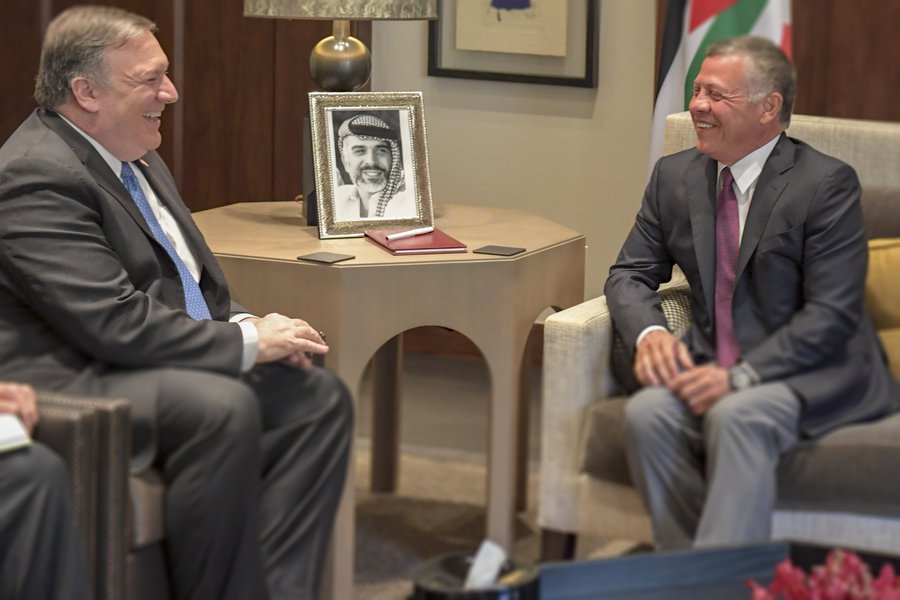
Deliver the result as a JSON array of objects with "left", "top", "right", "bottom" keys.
[{"left": 310, "top": 20, "right": 371, "bottom": 92}]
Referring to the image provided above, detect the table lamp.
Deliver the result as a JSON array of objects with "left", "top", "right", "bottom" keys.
[{"left": 244, "top": 0, "right": 438, "bottom": 92}]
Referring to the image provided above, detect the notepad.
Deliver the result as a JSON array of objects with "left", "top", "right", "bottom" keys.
[
  {"left": 364, "top": 228, "right": 467, "bottom": 255},
  {"left": 0, "top": 414, "right": 31, "bottom": 453}
]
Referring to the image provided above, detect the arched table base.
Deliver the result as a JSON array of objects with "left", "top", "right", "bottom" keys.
[{"left": 194, "top": 202, "right": 585, "bottom": 600}]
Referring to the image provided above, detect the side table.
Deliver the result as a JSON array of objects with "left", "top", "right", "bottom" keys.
[{"left": 193, "top": 201, "right": 585, "bottom": 599}]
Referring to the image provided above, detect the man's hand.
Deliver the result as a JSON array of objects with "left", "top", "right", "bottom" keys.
[
  {"left": 634, "top": 329, "right": 695, "bottom": 387},
  {"left": 249, "top": 313, "right": 329, "bottom": 371},
  {"left": 0, "top": 382, "right": 38, "bottom": 434},
  {"left": 670, "top": 365, "right": 731, "bottom": 416}
]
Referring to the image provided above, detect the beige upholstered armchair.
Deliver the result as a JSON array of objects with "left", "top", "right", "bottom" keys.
[
  {"left": 539, "top": 112, "right": 900, "bottom": 559},
  {"left": 35, "top": 393, "right": 168, "bottom": 600}
]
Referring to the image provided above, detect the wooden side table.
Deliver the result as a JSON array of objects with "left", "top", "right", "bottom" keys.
[{"left": 193, "top": 201, "right": 585, "bottom": 599}]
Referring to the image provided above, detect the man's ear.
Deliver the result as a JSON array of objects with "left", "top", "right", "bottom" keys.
[
  {"left": 760, "top": 91, "right": 783, "bottom": 124},
  {"left": 69, "top": 76, "right": 101, "bottom": 113}
]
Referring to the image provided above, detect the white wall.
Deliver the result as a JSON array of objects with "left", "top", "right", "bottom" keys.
[{"left": 372, "top": 2, "right": 657, "bottom": 299}]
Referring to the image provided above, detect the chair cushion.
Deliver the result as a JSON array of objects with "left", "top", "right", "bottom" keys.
[
  {"left": 579, "top": 402, "right": 900, "bottom": 518},
  {"left": 130, "top": 470, "right": 166, "bottom": 549},
  {"left": 862, "top": 188, "right": 900, "bottom": 240},
  {"left": 580, "top": 397, "right": 631, "bottom": 485},
  {"left": 777, "top": 413, "right": 900, "bottom": 517},
  {"left": 865, "top": 238, "right": 900, "bottom": 380}
]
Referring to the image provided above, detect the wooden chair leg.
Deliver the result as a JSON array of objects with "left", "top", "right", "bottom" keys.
[{"left": 540, "top": 528, "right": 577, "bottom": 562}]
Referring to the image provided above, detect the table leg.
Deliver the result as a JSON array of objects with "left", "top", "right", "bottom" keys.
[
  {"left": 485, "top": 348, "right": 522, "bottom": 552},
  {"left": 370, "top": 335, "right": 403, "bottom": 492},
  {"left": 515, "top": 329, "right": 538, "bottom": 512}
]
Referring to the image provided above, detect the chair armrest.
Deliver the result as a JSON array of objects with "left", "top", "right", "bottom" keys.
[
  {"left": 537, "top": 271, "right": 692, "bottom": 534},
  {"left": 539, "top": 295, "right": 618, "bottom": 533},
  {"left": 36, "top": 392, "right": 131, "bottom": 600},
  {"left": 35, "top": 398, "right": 100, "bottom": 586}
]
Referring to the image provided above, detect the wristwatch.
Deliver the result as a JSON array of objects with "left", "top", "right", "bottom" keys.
[{"left": 728, "top": 363, "right": 755, "bottom": 391}]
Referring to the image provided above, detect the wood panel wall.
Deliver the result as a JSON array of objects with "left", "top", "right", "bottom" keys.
[
  {"left": 655, "top": 0, "right": 900, "bottom": 122},
  {"left": 792, "top": 0, "right": 900, "bottom": 121},
  {"left": 2, "top": 3, "right": 896, "bottom": 213},
  {"left": 0, "top": 0, "right": 368, "bottom": 212}
]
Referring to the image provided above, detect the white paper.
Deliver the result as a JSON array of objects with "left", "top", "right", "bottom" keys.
[
  {"left": 0, "top": 414, "right": 31, "bottom": 453},
  {"left": 463, "top": 538, "right": 507, "bottom": 590}
]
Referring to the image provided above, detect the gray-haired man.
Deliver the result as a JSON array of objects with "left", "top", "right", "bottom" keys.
[{"left": 0, "top": 6, "right": 352, "bottom": 599}]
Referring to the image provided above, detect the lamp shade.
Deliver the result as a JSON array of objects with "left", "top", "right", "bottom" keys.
[{"left": 243, "top": 0, "right": 437, "bottom": 20}]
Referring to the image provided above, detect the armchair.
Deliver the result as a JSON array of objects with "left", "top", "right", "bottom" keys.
[
  {"left": 539, "top": 112, "right": 900, "bottom": 559},
  {"left": 35, "top": 393, "right": 168, "bottom": 600}
]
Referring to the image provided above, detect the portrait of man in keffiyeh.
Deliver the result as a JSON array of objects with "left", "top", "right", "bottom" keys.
[{"left": 333, "top": 112, "right": 416, "bottom": 221}]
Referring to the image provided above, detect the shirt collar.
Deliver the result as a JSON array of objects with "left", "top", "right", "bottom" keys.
[
  {"left": 717, "top": 133, "right": 782, "bottom": 194},
  {"left": 57, "top": 113, "right": 128, "bottom": 178}
]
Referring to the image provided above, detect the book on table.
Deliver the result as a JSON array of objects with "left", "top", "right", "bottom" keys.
[{"left": 364, "top": 228, "right": 467, "bottom": 255}]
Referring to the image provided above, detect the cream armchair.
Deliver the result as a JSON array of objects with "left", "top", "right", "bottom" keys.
[{"left": 539, "top": 112, "right": 900, "bottom": 559}]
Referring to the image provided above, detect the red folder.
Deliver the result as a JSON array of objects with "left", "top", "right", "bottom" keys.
[{"left": 364, "top": 228, "right": 467, "bottom": 255}]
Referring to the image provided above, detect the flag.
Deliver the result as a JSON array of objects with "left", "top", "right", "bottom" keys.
[{"left": 648, "top": 0, "right": 792, "bottom": 170}]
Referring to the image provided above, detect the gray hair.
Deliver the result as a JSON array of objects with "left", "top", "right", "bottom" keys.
[
  {"left": 706, "top": 35, "right": 796, "bottom": 126},
  {"left": 35, "top": 5, "right": 156, "bottom": 109}
]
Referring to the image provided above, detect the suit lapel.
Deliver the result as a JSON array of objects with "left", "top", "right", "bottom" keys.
[
  {"left": 136, "top": 154, "right": 232, "bottom": 318},
  {"left": 688, "top": 156, "right": 718, "bottom": 318},
  {"left": 136, "top": 153, "right": 214, "bottom": 278},
  {"left": 38, "top": 110, "right": 158, "bottom": 241},
  {"left": 136, "top": 155, "right": 198, "bottom": 240},
  {"left": 736, "top": 134, "right": 795, "bottom": 278}
]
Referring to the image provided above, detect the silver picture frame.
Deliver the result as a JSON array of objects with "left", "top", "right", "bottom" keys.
[{"left": 309, "top": 91, "right": 434, "bottom": 239}]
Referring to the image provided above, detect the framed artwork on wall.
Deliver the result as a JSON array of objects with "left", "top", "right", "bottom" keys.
[
  {"left": 428, "top": 0, "right": 598, "bottom": 88},
  {"left": 308, "top": 91, "right": 434, "bottom": 239}
]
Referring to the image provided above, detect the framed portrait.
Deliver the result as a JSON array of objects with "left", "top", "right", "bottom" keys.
[
  {"left": 428, "top": 0, "right": 598, "bottom": 88},
  {"left": 309, "top": 91, "right": 434, "bottom": 239}
]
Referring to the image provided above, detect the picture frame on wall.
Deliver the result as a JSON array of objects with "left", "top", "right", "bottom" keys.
[
  {"left": 309, "top": 91, "right": 434, "bottom": 239},
  {"left": 428, "top": 0, "right": 598, "bottom": 88}
]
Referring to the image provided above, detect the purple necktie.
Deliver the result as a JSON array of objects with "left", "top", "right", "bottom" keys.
[{"left": 715, "top": 167, "right": 740, "bottom": 367}]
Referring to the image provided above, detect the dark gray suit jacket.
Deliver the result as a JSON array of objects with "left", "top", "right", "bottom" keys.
[
  {"left": 0, "top": 109, "right": 246, "bottom": 468},
  {"left": 606, "top": 133, "right": 898, "bottom": 438}
]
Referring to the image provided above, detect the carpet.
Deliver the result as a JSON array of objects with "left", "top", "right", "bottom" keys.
[{"left": 352, "top": 445, "right": 637, "bottom": 599}]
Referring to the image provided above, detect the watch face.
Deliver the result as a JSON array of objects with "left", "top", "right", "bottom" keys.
[{"left": 731, "top": 368, "right": 752, "bottom": 390}]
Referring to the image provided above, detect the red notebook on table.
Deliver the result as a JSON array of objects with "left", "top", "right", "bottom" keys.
[{"left": 364, "top": 228, "right": 467, "bottom": 255}]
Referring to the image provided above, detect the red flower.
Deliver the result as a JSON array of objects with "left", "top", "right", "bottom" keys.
[{"left": 746, "top": 550, "right": 900, "bottom": 599}]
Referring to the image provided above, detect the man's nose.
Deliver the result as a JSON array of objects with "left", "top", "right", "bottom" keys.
[
  {"left": 689, "top": 91, "right": 710, "bottom": 112},
  {"left": 159, "top": 75, "right": 179, "bottom": 104}
]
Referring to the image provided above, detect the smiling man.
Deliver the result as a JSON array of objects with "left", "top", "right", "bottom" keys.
[
  {"left": 604, "top": 36, "right": 898, "bottom": 549},
  {"left": 333, "top": 113, "right": 416, "bottom": 221},
  {"left": 0, "top": 6, "right": 351, "bottom": 600}
]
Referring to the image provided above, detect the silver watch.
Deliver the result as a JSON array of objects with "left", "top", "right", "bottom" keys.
[{"left": 728, "top": 364, "right": 754, "bottom": 391}]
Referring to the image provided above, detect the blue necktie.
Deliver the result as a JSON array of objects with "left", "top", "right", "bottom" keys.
[{"left": 120, "top": 162, "right": 211, "bottom": 320}]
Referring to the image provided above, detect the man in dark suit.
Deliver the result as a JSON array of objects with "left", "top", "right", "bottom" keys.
[
  {"left": 0, "top": 381, "right": 89, "bottom": 600},
  {"left": 0, "top": 6, "right": 352, "bottom": 599},
  {"left": 606, "top": 36, "right": 898, "bottom": 550}
]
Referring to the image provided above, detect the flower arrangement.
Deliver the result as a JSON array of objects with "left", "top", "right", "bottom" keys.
[{"left": 747, "top": 550, "right": 900, "bottom": 599}]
